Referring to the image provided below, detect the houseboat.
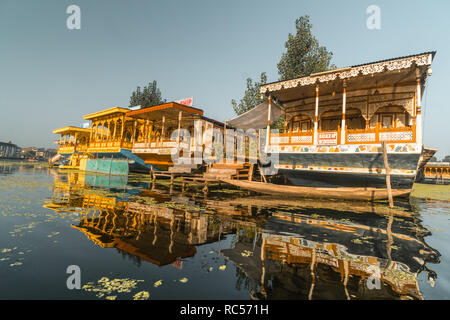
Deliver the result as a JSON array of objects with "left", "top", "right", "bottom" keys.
[
  {"left": 423, "top": 162, "right": 450, "bottom": 184},
  {"left": 127, "top": 102, "right": 224, "bottom": 171},
  {"left": 52, "top": 126, "right": 91, "bottom": 168},
  {"left": 257, "top": 52, "right": 436, "bottom": 189},
  {"left": 82, "top": 106, "right": 151, "bottom": 173}
]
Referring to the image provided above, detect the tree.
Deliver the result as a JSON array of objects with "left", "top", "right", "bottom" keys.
[
  {"left": 277, "top": 15, "right": 335, "bottom": 81},
  {"left": 231, "top": 72, "right": 267, "bottom": 116},
  {"left": 129, "top": 80, "right": 166, "bottom": 108}
]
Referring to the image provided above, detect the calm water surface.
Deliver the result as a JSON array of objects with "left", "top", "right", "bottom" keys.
[{"left": 0, "top": 161, "right": 449, "bottom": 300}]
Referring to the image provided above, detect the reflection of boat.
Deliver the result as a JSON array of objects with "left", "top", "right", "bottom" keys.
[
  {"left": 222, "top": 179, "right": 410, "bottom": 201},
  {"left": 43, "top": 169, "right": 440, "bottom": 299},
  {"left": 219, "top": 202, "right": 439, "bottom": 300},
  {"left": 45, "top": 173, "right": 235, "bottom": 266}
]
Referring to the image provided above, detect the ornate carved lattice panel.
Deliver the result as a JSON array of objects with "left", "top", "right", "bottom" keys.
[
  {"left": 347, "top": 133, "right": 376, "bottom": 143},
  {"left": 379, "top": 131, "right": 413, "bottom": 141},
  {"left": 291, "top": 135, "right": 313, "bottom": 144}
]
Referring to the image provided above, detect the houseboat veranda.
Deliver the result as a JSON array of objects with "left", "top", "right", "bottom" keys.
[
  {"left": 126, "top": 102, "right": 224, "bottom": 171},
  {"left": 256, "top": 52, "right": 436, "bottom": 189},
  {"left": 52, "top": 126, "right": 91, "bottom": 168}
]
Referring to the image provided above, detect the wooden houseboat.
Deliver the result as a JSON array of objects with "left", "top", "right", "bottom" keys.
[
  {"left": 127, "top": 102, "right": 224, "bottom": 171},
  {"left": 424, "top": 162, "right": 450, "bottom": 184},
  {"left": 256, "top": 52, "right": 436, "bottom": 189},
  {"left": 82, "top": 106, "right": 151, "bottom": 173},
  {"left": 52, "top": 126, "right": 91, "bottom": 168}
]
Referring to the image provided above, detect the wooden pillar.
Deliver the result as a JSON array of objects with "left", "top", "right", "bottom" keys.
[
  {"left": 89, "top": 123, "right": 93, "bottom": 142},
  {"left": 340, "top": 82, "right": 347, "bottom": 145},
  {"left": 382, "top": 141, "right": 394, "bottom": 208},
  {"left": 145, "top": 119, "right": 150, "bottom": 144},
  {"left": 308, "top": 248, "right": 316, "bottom": 300},
  {"left": 161, "top": 115, "right": 166, "bottom": 146},
  {"left": 93, "top": 122, "right": 98, "bottom": 142},
  {"left": 266, "top": 96, "right": 272, "bottom": 147},
  {"left": 74, "top": 132, "right": 78, "bottom": 150},
  {"left": 415, "top": 70, "right": 423, "bottom": 146},
  {"left": 313, "top": 85, "right": 319, "bottom": 145},
  {"left": 120, "top": 115, "right": 125, "bottom": 140},
  {"left": 112, "top": 120, "right": 117, "bottom": 141},
  {"left": 177, "top": 111, "right": 182, "bottom": 142},
  {"left": 132, "top": 120, "right": 137, "bottom": 142}
]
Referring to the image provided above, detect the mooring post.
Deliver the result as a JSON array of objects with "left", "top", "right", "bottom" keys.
[{"left": 382, "top": 141, "right": 394, "bottom": 208}]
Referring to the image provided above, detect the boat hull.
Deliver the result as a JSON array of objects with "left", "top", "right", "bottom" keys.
[
  {"left": 273, "top": 149, "right": 420, "bottom": 189},
  {"left": 221, "top": 179, "right": 411, "bottom": 201}
]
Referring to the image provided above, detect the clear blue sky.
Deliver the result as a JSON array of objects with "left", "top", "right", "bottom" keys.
[{"left": 1, "top": 0, "right": 449, "bottom": 158}]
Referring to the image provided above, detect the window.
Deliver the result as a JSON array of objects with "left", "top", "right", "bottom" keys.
[{"left": 381, "top": 115, "right": 393, "bottom": 128}]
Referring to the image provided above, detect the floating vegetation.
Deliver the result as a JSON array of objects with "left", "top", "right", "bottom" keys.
[
  {"left": 10, "top": 262, "right": 23, "bottom": 267},
  {"left": 133, "top": 291, "right": 150, "bottom": 300},
  {"left": 47, "top": 231, "right": 60, "bottom": 238},
  {"left": 82, "top": 277, "right": 144, "bottom": 299},
  {"left": 241, "top": 250, "right": 253, "bottom": 257},
  {"left": 153, "top": 280, "right": 163, "bottom": 288}
]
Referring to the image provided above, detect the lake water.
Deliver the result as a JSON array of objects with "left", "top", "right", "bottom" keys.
[{"left": 0, "top": 160, "right": 449, "bottom": 300}]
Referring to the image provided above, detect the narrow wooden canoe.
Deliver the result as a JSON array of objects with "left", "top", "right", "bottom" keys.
[{"left": 221, "top": 179, "right": 411, "bottom": 201}]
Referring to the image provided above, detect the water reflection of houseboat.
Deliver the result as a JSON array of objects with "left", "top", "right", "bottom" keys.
[
  {"left": 44, "top": 174, "right": 238, "bottom": 266},
  {"left": 44, "top": 170, "right": 440, "bottom": 299},
  {"left": 220, "top": 204, "right": 440, "bottom": 300},
  {"left": 247, "top": 52, "right": 436, "bottom": 189}
]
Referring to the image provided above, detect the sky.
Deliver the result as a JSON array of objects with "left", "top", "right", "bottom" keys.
[{"left": 0, "top": 0, "right": 449, "bottom": 159}]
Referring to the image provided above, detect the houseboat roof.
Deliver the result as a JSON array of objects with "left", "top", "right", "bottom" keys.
[
  {"left": 260, "top": 51, "right": 435, "bottom": 103},
  {"left": 83, "top": 107, "right": 130, "bottom": 120},
  {"left": 52, "top": 126, "right": 91, "bottom": 134},
  {"left": 126, "top": 102, "right": 204, "bottom": 120}
]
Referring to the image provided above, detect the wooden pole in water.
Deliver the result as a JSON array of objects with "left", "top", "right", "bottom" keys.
[{"left": 382, "top": 141, "right": 394, "bottom": 208}]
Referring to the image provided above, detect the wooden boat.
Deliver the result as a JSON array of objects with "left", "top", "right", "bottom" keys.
[
  {"left": 127, "top": 102, "right": 224, "bottom": 171},
  {"left": 227, "top": 52, "right": 436, "bottom": 190},
  {"left": 221, "top": 179, "right": 410, "bottom": 201}
]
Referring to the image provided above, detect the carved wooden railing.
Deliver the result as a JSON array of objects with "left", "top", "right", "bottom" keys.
[
  {"left": 269, "top": 124, "right": 415, "bottom": 146},
  {"left": 346, "top": 124, "right": 415, "bottom": 144},
  {"left": 270, "top": 131, "right": 314, "bottom": 145},
  {"left": 88, "top": 140, "right": 133, "bottom": 150},
  {"left": 133, "top": 139, "right": 178, "bottom": 150}
]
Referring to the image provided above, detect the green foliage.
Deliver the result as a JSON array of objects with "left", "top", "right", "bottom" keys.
[
  {"left": 231, "top": 16, "right": 334, "bottom": 133},
  {"left": 277, "top": 15, "right": 335, "bottom": 81},
  {"left": 231, "top": 72, "right": 267, "bottom": 115},
  {"left": 129, "top": 81, "right": 166, "bottom": 109}
]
